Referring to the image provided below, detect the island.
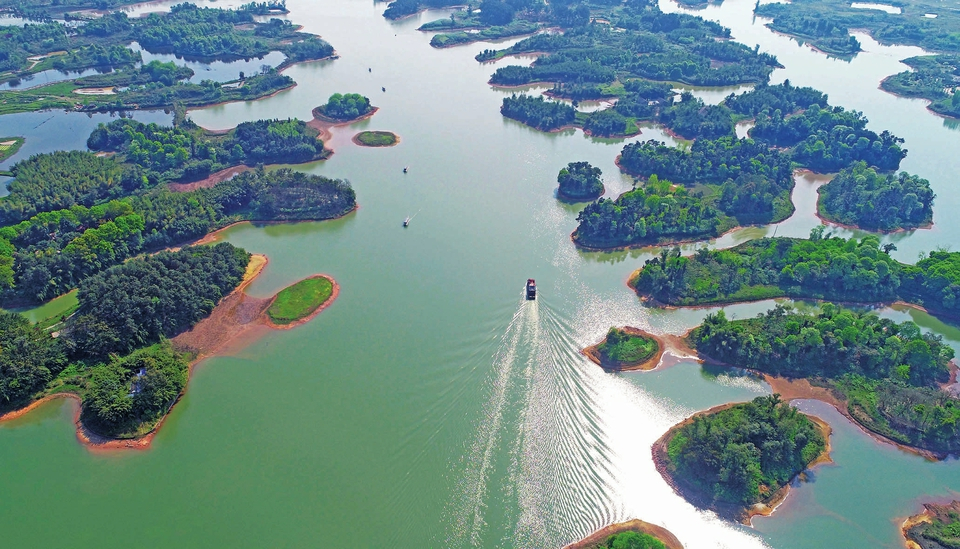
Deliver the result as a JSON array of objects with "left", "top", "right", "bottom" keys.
[
  {"left": 631, "top": 231, "right": 960, "bottom": 322},
  {"left": 0, "top": 3, "right": 337, "bottom": 114},
  {"left": 583, "top": 327, "right": 663, "bottom": 371},
  {"left": 0, "top": 137, "right": 24, "bottom": 164},
  {"left": 881, "top": 55, "right": 960, "bottom": 120},
  {"left": 353, "top": 131, "right": 399, "bottom": 147},
  {"left": 902, "top": 501, "right": 960, "bottom": 549},
  {"left": 557, "top": 161, "right": 603, "bottom": 201},
  {"left": 265, "top": 275, "right": 338, "bottom": 328},
  {"left": 421, "top": 9, "right": 540, "bottom": 49},
  {"left": 754, "top": 0, "right": 960, "bottom": 56},
  {"left": 312, "top": 93, "right": 376, "bottom": 123},
  {"left": 689, "top": 304, "right": 959, "bottom": 456},
  {"left": 653, "top": 395, "right": 829, "bottom": 522},
  {"left": 0, "top": 243, "right": 248, "bottom": 442},
  {"left": 818, "top": 161, "right": 935, "bottom": 232},
  {"left": 87, "top": 117, "right": 329, "bottom": 184},
  {"left": 564, "top": 520, "right": 682, "bottom": 549}
]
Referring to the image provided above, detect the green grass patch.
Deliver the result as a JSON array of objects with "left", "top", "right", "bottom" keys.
[
  {"left": 0, "top": 137, "right": 25, "bottom": 163},
  {"left": 267, "top": 276, "right": 334, "bottom": 325},
  {"left": 596, "top": 328, "right": 658, "bottom": 365},
  {"left": 354, "top": 130, "right": 398, "bottom": 147}
]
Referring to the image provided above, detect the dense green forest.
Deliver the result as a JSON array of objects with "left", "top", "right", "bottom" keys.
[
  {"left": 0, "top": 4, "right": 333, "bottom": 113},
  {"left": 818, "top": 162, "right": 935, "bottom": 231},
  {"left": 557, "top": 161, "right": 603, "bottom": 200},
  {"left": 482, "top": 1, "right": 779, "bottom": 90},
  {"left": 881, "top": 55, "right": 960, "bottom": 119},
  {"left": 0, "top": 168, "right": 355, "bottom": 302},
  {"left": 755, "top": 0, "right": 960, "bottom": 56},
  {"left": 665, "top": 394, "right": 826, "bottom": 507},
  {"left": 591, "top": 531, "right": 665, "bottom": 549},
  {"left": 594, "top": 327, "right": 658, "bottom": 367},
  {"left": 313, "top": 93, "right": 373, "bottom": 121},
  {"left": 87, "top": 117, "right": 325, "bottom": 181},
  {"left": 574, "top": 175, "right": 735, "bottom": 248},
  {"left": 501, "top": 94, "right": 576, "bottom": 131},
  {"left": 905, "top": 501, "right": 960, "bottom": 549},
  {"left": 633, "top": 231, "right": 960, "bottom": 320},
  {"left": 691, "top": 305, "right": 960, "bottom": 453},
  {"left": 0, "top": 243, "right": 248, "bottom": 436},
  {"left": 1, "top": 151, "right": 143, "bottom": 225}
]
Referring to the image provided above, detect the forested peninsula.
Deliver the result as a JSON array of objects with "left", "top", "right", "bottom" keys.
[
  {"left": 632, "top": 230, "right": 960, "bottom": 320},
  {"left": 689, "top": 305, "right": 960, "bottom": 455},
  {"left": 0, "top": 3, "right": 335, "bottom": 114},
  {"left": 881, "top": 55, "right": 960, "bottom": 120},
  {"left": 903, "top": 501, "right": 960, "bottom": 549},
  {"left": 654, "top": 395, "right": 828, "bottom": 521}
]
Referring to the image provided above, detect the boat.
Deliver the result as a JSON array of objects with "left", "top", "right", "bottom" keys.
[
  {"left": 382, "top": 86, "right": 386, "bottom": 92},
  {"left": 525, "top": 279, "right": 536, "bottom": 300},
  {"left": 403, "top": 166, "right": 408, "bottom": 173},
  {"left": 403, "top": 217, "right": 410, "bottom": 227}
]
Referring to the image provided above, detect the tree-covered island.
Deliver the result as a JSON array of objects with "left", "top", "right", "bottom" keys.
[
  {"left": 86, "top": 117, "right": 327, "bottom": 183},
  {"left": 903, "top": 501, "right": 960, "bottom": 549},
  {"left": 754, "top": 0, "right": 960, "bottom": 56},
  {"left": 689, "top": 304, "right": 960, "bottom": 455},
  {"left": 313, "top": 93, "right": 375, "bottom": 122},
  {"left": 0, "top": 3, "right": 336, "bottom": 114},
  {"left": 557, "top": 161, "right": 603, "bottom": 201},
  {"left": 583, "top": 327, "right": 661, "bottom": 370},
  {"left": 818, "top": 162, "right": 935, "bottom": 232},
  {"left": 655, "top": 394, "right": 828, "bottom": 521},
  {"left": 632, "top": 231, "right": 960, "bottom": 321},
  {"left": 881, "top": 55, "right": 960, "bottom": 120},
  {"left": 565, "top": 519, "right": 683, "bottom": 549},
  {"left": 568, "top": 79, "right": 925, "bottom": 249}
]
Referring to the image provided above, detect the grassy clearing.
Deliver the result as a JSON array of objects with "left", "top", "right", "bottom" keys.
[
  {"left": 596, "top": 328, "right": 658, "bottom": 365},
  {"left": 354, "top": 130, "right": 398, "bottom": 147},
  {"left": 0, "top": 137, "right": 25, "bottom": 163},
  {"left": 267, "top": 276, "right": 334, "bottom": 325}
]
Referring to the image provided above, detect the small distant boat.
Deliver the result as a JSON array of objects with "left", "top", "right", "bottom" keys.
[
  {"left": 368, "top": 68, "right": 372, "bottom": 72},
  {"left": 403, "top": 217, "right": 410, "bottom": 227},
  {"left": 403, "top": 166, "right": 408, "bottom": 173},
  {"left": 382, "top": 86, "right": 386, "bottom": 92},
  {"left": 525, "top": 279, "right": 536, "bottom": 300}
]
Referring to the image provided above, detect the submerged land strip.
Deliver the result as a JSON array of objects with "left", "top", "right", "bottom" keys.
[{"left": 563, "top": 519, "right": 683, "bottom": 549}]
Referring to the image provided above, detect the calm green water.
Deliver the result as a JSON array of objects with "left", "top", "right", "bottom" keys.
[{"left": 4, "top": 0, "right": 960, "bottom": 547}]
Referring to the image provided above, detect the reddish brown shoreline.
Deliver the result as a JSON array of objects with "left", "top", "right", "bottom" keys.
[
  {"left": 562, "top": 519, "right": 683, "bottom": 549},
  {"left": 679, "top": 327, "right": 950, "bottom": 461},
  {"left": 582, "top": 327, "right": 665, "bottom": 371},
  {"left": 651, "top": 401, "right": 832, "bottom": 524},
  {"left": 0, "top": 253, "right": 341, "bottom": 452}
]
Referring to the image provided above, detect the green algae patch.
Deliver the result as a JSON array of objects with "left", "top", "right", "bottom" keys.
[{"left": 267, "top": 275, "right": 337, "bottom": 326}]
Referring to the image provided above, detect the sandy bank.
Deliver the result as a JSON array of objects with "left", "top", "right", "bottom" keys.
[
  {"left": 168, "top": 165, "right": 253, "bottom": 192},
  {"left": 582, "top": 327, "right": 665, "bottom": 371},
  {"left": 562, "top": 519, "right": 683, "bottom": 549},
  {"left": 651, "top": 401, "right": 832, "bottom": 524}
]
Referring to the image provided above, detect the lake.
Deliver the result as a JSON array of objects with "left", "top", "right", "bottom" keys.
[{"left": 1, "top": 0, "right": 959, "bottom": 547}]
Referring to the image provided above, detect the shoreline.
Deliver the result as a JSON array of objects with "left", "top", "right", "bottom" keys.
[
  {"left": 681, "top": 329, "right": 951, "bottom": 461},
  {"left": 651, "top": 401, "right": 832, "bottom": 524},
  {"left": 556, "top": 184, "right": 604, "bottom": 203},
  {"left": 310, "top": 106, "right": 379, "bottom": 125},
  {"left": 0, "top": 251, "right": 342, "bottom": 452},
  {"left": 581, "top": 327, "right": 665, "bottom": 371},
  {"left": 562, "top": 519, "right": 683, "bottom": 549}
]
